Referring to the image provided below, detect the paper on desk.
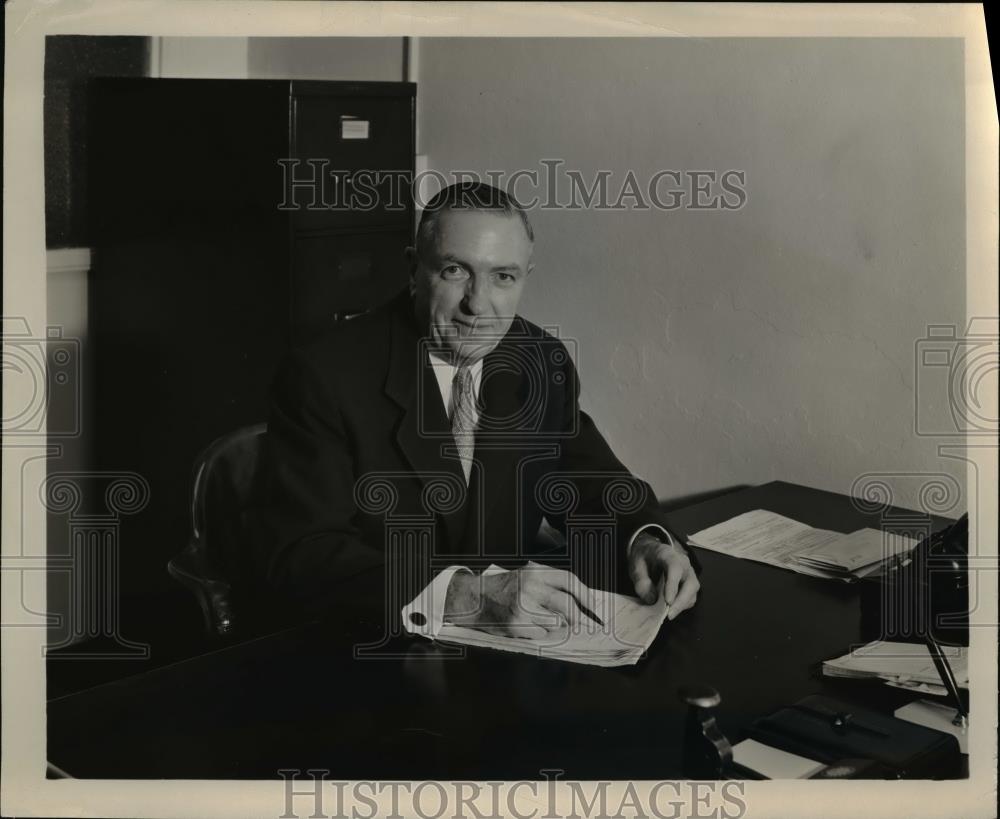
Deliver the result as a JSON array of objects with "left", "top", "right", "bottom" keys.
[
  {"left": 883, "top": 679, "right": 948, "bottom": 697},
  {"left": 419, "top": 565, "right": 668, "bottom": 667},
  {"left": 687, "top": 511, "right": 917, "bottom": 580},
  {"left": 822, "top": 640, "right": 968, "bottom": 690},
  {"left": 795, "top": 528, "right": 917, "bottom": 573},
  {"left": 732, "top": 738, "right": 825, "bottom": 779},
  {"left": 686, "top": 510, "right": 845, "bottom": 578}
]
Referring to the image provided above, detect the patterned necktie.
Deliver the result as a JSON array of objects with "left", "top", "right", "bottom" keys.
[{"left": 451, "top": 366, "right": 477, "bottom": 484}]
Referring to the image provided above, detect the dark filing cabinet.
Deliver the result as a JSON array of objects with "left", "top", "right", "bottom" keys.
[{"left": 85, "top": 78, "right": 415, "bottom": 638}]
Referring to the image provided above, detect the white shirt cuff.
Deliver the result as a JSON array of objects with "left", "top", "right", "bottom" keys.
[
  {"left": 627, "top": 523, "right": 677, "bottom": 556},
  {"left": 401, "top": 565, "right": 472, "bottom": 638}
]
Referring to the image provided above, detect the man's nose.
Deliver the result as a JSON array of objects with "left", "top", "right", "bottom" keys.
[{"left": 462, "top": 279, "right": 490, "bottom": 316}]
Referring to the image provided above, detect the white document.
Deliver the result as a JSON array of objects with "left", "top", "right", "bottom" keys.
[
  {"left": 412, "top": 565, "right": 669, "bottom": 667},
  {"left": 822, "top": 640, "right": 968, "bottom": 690},
  {"left": 731, "top": 738, "right": 825, "bottom": 779},
  {"left": 883, "top": 679, "right": 949, "bottom": 697},
  {"left": 687, "top": 510, "right": 845, "bottom": 577},
  {"left": 687, "top": 510, "right": 917, "bottom": 580}
]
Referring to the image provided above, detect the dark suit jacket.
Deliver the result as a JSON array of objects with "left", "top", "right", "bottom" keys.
[{"left": 256, "top": 290, "right": 689, "bottom": 619}]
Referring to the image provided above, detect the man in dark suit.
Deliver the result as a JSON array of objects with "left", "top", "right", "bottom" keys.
[{"left": 258, "top": 182, "right": 699, "bottom": 640}]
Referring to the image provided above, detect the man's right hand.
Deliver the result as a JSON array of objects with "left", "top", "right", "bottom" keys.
[{"left": 444, "top": 563, "right": 598, "bottom": 639}]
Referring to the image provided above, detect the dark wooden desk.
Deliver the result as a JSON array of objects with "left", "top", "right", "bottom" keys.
[{"left": 47, "top": 480, "right": 954, "bottom": 779}]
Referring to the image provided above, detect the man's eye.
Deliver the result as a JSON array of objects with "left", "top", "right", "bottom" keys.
[
  {"left": 496, "top": 272, "right": 516, "bottom": 284},
  {"left": 441, "top": 265, "right": 468, "bottom": 280}
]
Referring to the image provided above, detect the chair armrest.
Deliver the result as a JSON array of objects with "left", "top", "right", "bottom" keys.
[{"left": 167, "top": 541, "right": 235, "bottom": 637}]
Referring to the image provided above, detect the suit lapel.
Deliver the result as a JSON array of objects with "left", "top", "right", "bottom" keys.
[{"left": 384, "top": 298, "right": 469, "bottom": 552}]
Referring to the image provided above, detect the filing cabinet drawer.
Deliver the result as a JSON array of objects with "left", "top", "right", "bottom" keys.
[
  {"left": 291, "top": 229, "right": 411, "bottom": 340},
  {"left": 289, "top": 91, "right": 414, "bottom": 231}
]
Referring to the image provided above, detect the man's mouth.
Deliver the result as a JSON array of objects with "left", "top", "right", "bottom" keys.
[{"left": 453, "top": 318, "right": 488, "bottom": 331}]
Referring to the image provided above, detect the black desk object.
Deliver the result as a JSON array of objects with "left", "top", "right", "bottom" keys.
[
  {"left": 47, "top": 481, "right": 958, "bottom": 780},
  {"left": 748, "top": 693, "right": 961, "bottom": 779}
]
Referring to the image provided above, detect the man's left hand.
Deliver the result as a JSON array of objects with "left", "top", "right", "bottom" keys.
[{"left": 628, "top": 532, "right": 700, "bottom": 619}]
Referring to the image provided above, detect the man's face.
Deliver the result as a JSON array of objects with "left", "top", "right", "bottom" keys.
[{"left": 410, "top": 209, "right": 533, "bottom": 365}]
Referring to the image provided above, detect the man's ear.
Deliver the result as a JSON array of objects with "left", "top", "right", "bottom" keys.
[{"left": 526, "top": 261, "right": 535, "bottom": 277}]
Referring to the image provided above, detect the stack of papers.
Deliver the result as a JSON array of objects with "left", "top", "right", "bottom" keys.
[
  {"left": 433, "top": 566, "right": 669, "bottom": 667},
  {"left": 822, "top": 640, "right": 968, "bottom": 697},
  {"left": 794, "top": 528, "right": 917, "bottom": 578},
  {"left": 687, "top": 510, "right": 918, "bottom": 581}
]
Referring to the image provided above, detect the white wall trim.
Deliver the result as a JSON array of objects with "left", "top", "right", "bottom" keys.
[
  {"left": 46, "top": 247, "right": 91, "bottom": 276},
  {"left": 149, "top": 36, "right": 162, "bottom": 78},
  {"left": 409, "top": 36, "right": 421, "bottom": 154},
  {"left": 406, "top": 36, "right": 419, "bottom": 83},
  {"left": 158, "top": 37, "right": 249, "bottom": 79}
]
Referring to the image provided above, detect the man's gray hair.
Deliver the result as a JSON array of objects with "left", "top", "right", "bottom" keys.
[{"left": 416, "top": 181, "right": 534, "bottom": 258}]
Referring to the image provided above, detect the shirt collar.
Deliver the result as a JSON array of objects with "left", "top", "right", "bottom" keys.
[{"left": 427, "top": 351, "right": 484, "bottom": 379}]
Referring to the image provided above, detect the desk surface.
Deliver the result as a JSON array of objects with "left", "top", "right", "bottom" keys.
[{"left": 47, "top": 480, "right": 953, "bottom": 779}]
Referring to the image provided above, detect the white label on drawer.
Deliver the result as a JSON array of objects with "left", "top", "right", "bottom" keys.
[{"left": 341, "top": 118, "right": 370, "bottom": 140}]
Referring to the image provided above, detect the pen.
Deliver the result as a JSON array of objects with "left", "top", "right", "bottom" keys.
[
  {"left": 573, "top": 597, "right": 605, "bottom": 628},
  {"left": 923, "top": 633, "right": 968, "bottom": 726}
]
